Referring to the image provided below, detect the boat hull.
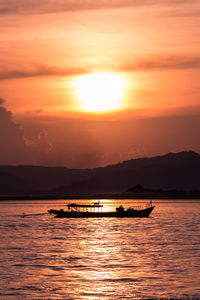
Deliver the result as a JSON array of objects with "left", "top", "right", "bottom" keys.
[{"left": 48, "top": 206, "right": 155, "bottom": 218}]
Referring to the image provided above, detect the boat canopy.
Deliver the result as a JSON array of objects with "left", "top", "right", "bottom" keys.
[{"left": 68, "top": 203, "right": 103, "bottom": 208}]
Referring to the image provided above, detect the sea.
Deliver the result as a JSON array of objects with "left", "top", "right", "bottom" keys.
[{"left": 0, "top": 199, "right": 199, "bottom": 299}]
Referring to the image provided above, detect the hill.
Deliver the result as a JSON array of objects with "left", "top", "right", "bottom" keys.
[{"left": 0, "top": 151, "right": 200, "bottom": 197}]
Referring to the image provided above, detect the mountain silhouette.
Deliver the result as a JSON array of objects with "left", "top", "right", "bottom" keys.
[{"left": 0, "top": 151, "right": 200, "bottom": 196}]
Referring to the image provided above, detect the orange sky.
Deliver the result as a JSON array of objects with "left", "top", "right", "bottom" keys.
[{"left": 0, "top": 0, "right": 200, "bottom": 167}]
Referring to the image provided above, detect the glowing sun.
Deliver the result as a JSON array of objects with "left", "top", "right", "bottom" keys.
[{"left": 74, "top": 72, "right": 126, "bottom": 112}]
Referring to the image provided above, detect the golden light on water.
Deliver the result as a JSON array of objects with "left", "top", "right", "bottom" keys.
[{"left": 74, "top": 72, "right": 127, "bottom": 112}]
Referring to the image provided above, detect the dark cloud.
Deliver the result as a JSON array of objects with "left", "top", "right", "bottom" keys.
[
  {"left": 0, "top": 99, "right": 54, "bottom": 165},
  {"left": 0, "top": 0, "right": 195, "bottom": 16},
  {"left": 0, "top": 99, "right": 30, "bottom": 164},
  {"left": 19, "top": 111, "right": 200, "bottom": 168}
]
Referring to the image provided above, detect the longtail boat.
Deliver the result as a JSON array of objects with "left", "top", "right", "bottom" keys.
[{"left": 48, "top": 201, "right": 155, "bottom": 218}]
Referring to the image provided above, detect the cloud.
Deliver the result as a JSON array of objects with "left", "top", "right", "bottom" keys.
[
  {"left": 0, "top": 99, "right": 30, "bottom": 164},
  {"left": 1, "top": 99, "right": 200, "bottom": 168},
  {"left": 18, "top": 112, "right": 200, "bottom": 168},
  {"left": 0, "top": 0, "right": 196, "bottom": 16},
  {"left": 162, "top": 8, "right": 200, "bottom": 18},
  {"left": 0, "top": 99, "right": 57, "bottom": 165},
  {"left": 121, "top": 55, "right": 200, "bottom": 72},
  {"left": 0, "top": 98, "right": 5, "bottom": 105},
  {"left": 1, "top": 55, "right": 200, "bottom": 80},
  {"left": 0, "top": 65, "right": 87, "bottom": 80}
]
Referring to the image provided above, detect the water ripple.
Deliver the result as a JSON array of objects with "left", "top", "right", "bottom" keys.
[{"left": 0, "top": 200, "right": 200, "bottom": 299}]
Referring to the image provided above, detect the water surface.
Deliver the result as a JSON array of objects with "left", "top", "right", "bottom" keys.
[{"left": 0, "top": 199, "right": 199, "bottom": 299}]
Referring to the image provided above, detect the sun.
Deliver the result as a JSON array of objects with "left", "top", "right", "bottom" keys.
[{"left": 74, "top": 72, "right": 126, "bottom": 112}]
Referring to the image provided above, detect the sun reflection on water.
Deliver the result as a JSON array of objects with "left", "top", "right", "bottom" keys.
[{"left": 59, "top": 217, "right": 146, "bottom": 299}]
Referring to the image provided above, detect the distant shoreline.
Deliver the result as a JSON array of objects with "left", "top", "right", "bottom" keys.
[{"left": 0, "top": 192, "right": 200, "bottom": 201}]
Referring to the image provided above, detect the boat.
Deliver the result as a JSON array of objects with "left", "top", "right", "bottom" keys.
[{"left": 48, "top": 201, "right": 155, "bottom": 218}]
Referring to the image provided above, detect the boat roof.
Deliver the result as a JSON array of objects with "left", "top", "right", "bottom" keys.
[{"left": 68, "top": 203, "right": 103, "bottom": 208}]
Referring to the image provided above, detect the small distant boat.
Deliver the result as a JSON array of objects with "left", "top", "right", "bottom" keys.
[{"left": 48, "top": 201, "right": 155, "bottom": 218}]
